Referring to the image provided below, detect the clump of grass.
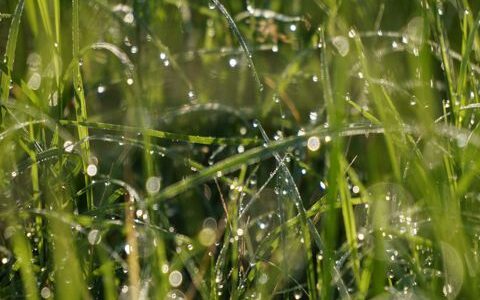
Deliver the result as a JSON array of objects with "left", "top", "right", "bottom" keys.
[{"left": 1, "top": 0, "right": 480, "bottom": 299}]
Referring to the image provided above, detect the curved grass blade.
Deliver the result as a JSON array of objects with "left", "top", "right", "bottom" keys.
[
  {"left": 0, "top": 0, "right": 25, "bottom": 126},
  {"left": 210, "top": 0, "right": 263, "bottom": 92},
  {"left": 59, "top": 120, "right": 259, "bottom": 146},
  {"left": 152, "top": 123, "right": 388, "bottom": 202}
]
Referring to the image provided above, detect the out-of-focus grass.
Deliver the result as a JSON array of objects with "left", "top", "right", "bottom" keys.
[{"left": 1, "top": 0, "right": 480, "bottom": 299}]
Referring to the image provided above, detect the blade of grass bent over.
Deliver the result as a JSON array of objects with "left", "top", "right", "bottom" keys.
[{"left": 0, "top": 0, "right": 25, "bottom": 126}]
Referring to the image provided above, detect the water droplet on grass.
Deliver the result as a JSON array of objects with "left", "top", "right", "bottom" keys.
[
  {"left": 169, "top": 270, "right": 183, "bottom": 287},
  {"left": 199, "top": 227, "right": 216, "bottom": 246},
  {"left": 228, "top": 58, "right": 238, "bottom": 68},
  {"left": 187, "top": 90, "right": 196, "bottom": 101},
  {"left": 87, "top": 229, "right": 101, "bottom": 245},
  {"left": 27, "top": 73, "right": 41, "bottom": 90},
  {"left": 124, "top": 244, "right": 131, "bottom": 255},
  {"left": 357, "top": 232, "right": 365, "bottom": 241},
  {"left": 348, "top": 28, "right": 356, "bottom": 38},
  {"left": 443, "top": 284, "right": 452, "bottom": 296},
  {"left": 332, "top": 36, "right": 350, "bottom": 57},
  {"left": 86, "top": 164, "right": 97, "bottom": 176},
  {"left": 319, "top": 181, "right": 326, "bottom": 190},
  {"left": 146, "top": 176, "right": 161, "bottom": 194},
  {"left": 166, "top": 290, "right": 185, "bottom": 300},
  {"left": 352, "top": 185, "right": 360, "bottom": 194},
  {"left": 48, "top": 91, "right": 58, "bottom": 107},
  {"left": 121, "top": 285, "right": 129, "bottom": 294},
  {"left": 124, "top": 12, "right": 134, "bottom": 24},
  {"left": 27, "top": 53, "right": 42, "bottom": 69},
  {"left": 307, "top": 136, "right": 321, "bottom": 151},
  {"left": 237, "top": 145, "right": 245, "bottom": 153},
  {"left": 63, "top": 141, "right": 74, "bottom": 153},
  {"left": 40, "top": 287, "right": 51, "bottom": 299}
]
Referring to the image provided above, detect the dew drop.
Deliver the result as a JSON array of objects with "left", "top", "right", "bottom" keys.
[
  {"left": 121, "top": 285, "right": 129, "bottom": 294},
  {"left": 27, "top": 73, "right": 42, "bottom": 90},
  {"left": 48, "top": 91, "right": 58, "bottom": 107},
  {"left": 199, "top": 227, "right": 216, "bottom": 246},
  {"left": 187, "top": 90, "right": 196, "bottom": 101},
  {"left": 357, "top": 232, "right": 365, "bottom": 241},
  {"left": 40, "top": 287, "right": 51, "bottom": 299},
  {"left": 146, "top": 176, "right": 161, "bottom": 194},
  {"left": 228, "top": 58, "right": 238, "bottom": 68},
  {"left": 166, "top": 290, "right": 185, "bottom": 300},
  {"left": 237, "top": 145, "right": 245, "bottom": 153},
  {"left": 169, "top": 270, "right": 183, "bottom": 287},
  {"left": 97, "top": 85, "right": 106, "bottom": 94},
  {"left": 63, "top": 141, "right": 74, "bottom": 153},
  {"left": 87, "top": 229, "right": 101, "bottom": 245},
  {"left": 348, "top": 28, "right": 356, "bottom": 38},
  {"left": 332, "top": 36, "right": 350, "bottom": 57},
  {"left": 86, "top": 164, "right": 98, "bottom": 177},
  {"left": 443, "top": 284, "right": 453, "bottom": 296},
  {"left": 307, "top": 136, "right": 321, "bottom": 151},
  {"left": 124, "top": 12, "right": 134, "bottom": 24}
]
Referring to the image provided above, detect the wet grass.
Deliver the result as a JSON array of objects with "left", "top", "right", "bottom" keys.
[{"left": 1, "top": 0, "right": 480, "bottom": 299}]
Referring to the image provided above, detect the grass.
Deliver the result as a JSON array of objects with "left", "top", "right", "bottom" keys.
[{"left": 1, "top": 0, "right": 480, "bottom": 299}]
